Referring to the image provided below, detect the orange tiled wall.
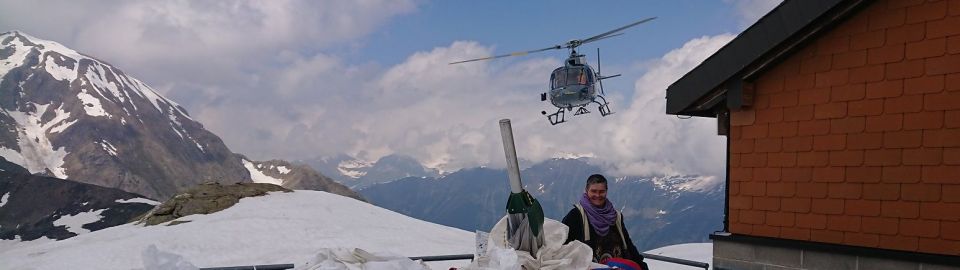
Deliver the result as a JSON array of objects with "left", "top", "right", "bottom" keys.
[{"left": 727, "top": 0, "right": 960, "bottom": 256}]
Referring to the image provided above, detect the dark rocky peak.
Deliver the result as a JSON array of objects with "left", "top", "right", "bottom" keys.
[{"left": 0, "top": 172, "right": 156, "bottom": 241}]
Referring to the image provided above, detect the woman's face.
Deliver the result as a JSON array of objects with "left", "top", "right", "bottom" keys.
[{"left": 586, "top": 183, "right": 608, "bottom": 207}]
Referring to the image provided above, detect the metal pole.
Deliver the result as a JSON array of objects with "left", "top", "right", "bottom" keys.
[
  {"left": 499, "top": 119, "right": 523, "bottom": 193},
  {"left": 195, "top": 252, "right": 709, "bottom": 269},
  {"left": 640, "top": 252, "right": 711, "bottom": 269},
  {"left": 499, "top": 119, "right": 544, "bottom": 256},
  {"left": 199, "top": 264, "right": 295, "bottom": 270},
  {"left": 409, "top": 254, "right": 475, "bottom": 262},
  {"left": 406, "top": 253, "right": 710, "bottom": 269}
]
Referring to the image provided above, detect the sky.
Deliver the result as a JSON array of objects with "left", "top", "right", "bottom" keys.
[
  {"left": 0, "top": 0, "right": 782, "bottom": 178},
  {"left": 0, "top": 190, "right": 711, "bottom": 269}
]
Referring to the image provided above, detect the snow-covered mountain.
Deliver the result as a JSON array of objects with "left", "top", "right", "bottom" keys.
[
  {"left": 0, "top": 31, "right": 357, "bottom": 200},
  {"left": 302, "top": 153, "right": 440, "bottom": 188},
  {"left": 360, "top": 158, "right": 724, "bottom": 251},
  {"left": 241, "top": 157, "right": 361, "bottom": 201},
  {"left": 301, "top": 153, "right": 373, "bottom": 183}
]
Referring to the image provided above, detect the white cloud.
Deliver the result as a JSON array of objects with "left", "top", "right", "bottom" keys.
[
  {"left": 0, "top": 0, "right": 417, "bottom": 94},
  {"left": 0, "top": 1, "right": 760, "bottom": 178},
  {"left": 181, "top": 41, "right": 554, "bottom": 171},
  {"left": 601, "top": 34, "right": 736, "bottom": 177},
  {"left": 237, "top": 35, "right": 737, "bottom": 177}
]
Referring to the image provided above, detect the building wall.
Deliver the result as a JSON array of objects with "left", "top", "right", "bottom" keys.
[
  {"left": 727, "top": 0, "right": 960, "bottom": 256},
  {"left": 712, "top": 238, "right": 960, "bottom": 270}
]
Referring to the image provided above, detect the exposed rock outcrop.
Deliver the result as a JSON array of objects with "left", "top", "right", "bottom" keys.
[{"left": 137, "top": 182, "right": 290, "bottom": 226}]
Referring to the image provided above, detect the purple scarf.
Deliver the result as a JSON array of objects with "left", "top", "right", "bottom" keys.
[{"left": 579, "top": 193, "right": 617, "bottom": 236}]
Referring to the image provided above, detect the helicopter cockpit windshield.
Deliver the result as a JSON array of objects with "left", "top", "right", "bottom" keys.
[{"left": 550, "top": 66, "right": 593, "bottom": 89}]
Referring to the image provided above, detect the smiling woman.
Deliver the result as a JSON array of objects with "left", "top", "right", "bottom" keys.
[{"left": 563, "top": 174, "right": 648, "bottom": 268}]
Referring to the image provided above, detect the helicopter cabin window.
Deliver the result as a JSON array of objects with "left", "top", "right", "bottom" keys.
[
  {"left": 551, "top": 67, "right": 592, "bottom": 88},
  {"left": 551, "top": 70, "right": 564, "bottom": 89}
]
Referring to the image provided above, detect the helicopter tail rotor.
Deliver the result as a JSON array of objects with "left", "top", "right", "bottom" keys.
[
  {"left": 597, "top": 48, "right": 605, "bottom": 96},
  {"left": 594, "top": 48, "right": 621, "bottom": 94},
  {"left": 596, "top": 49, "right": 621, "bottom": 86}
]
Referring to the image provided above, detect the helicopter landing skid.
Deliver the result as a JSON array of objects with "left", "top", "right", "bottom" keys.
[
  {"left": 542, "top": 108, "right": 566, "bottom": 125},
  {"left": 595, "top": 96, "right": 614, "bottom": 117}
]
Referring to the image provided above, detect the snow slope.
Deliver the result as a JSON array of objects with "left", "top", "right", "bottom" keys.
[
  {"left": 242, "top": 158, "right": 285, "bottom": 185},
  {"left": 0, "top": 188, "right": 713, "bottom": 269},
  {"left": 0, "top": 190, "right": 475, "bottom": 269}
]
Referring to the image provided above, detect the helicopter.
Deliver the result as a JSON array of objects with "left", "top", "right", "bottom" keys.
[{"left": 450, "top": 17, "right": 656, "bottom": 125}]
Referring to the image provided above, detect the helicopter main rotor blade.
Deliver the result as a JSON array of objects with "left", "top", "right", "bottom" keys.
[
  {"left": 579, "top": 17, "right": 656, "bottom": 46},
  {"left": 584, "top": 33, "right": 624, "bottom": 45},
  {"left": 449, "top": 17, "right": 654, "bottom": 64},
  {"left": 449, "top": 45, "right": 562, "bottom": 64}
]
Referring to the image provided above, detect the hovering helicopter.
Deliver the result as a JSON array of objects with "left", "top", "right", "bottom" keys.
[{"left": 450, "top": 17, "right": 656, "bottom": 125}]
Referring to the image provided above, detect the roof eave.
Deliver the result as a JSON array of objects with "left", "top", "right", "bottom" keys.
[{"left": 666, "top": 0, "right": 870, "bottom": 117}]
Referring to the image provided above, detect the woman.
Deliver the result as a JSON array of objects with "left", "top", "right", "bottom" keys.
[{"left": 562, "top": 174, "right": 647, "bottom": 270}]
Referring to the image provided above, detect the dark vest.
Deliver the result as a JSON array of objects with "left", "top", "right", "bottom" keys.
[{"left": 574, "top": 204, "right": 629, "bottom": 262}]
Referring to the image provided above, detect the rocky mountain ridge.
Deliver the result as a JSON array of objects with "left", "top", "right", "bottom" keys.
[
  {"left": 0, "top": 31, "right": 359, "bottom": 200},
  {"left": 0, "top": 171, "right": 156, "bottom": 241}
]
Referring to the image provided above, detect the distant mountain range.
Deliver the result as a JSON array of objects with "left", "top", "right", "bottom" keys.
[
  {"left": 0, "top": 31, "right": 359, "bottom": 201},
  {"left": 301, "top": 153, "right": 544, "bottom": 189},
  {"left": 359, "top": 158, "right": 724, "bottom": 251},
  {"left": 300, "top": 153, "right": 440, "bottom": 189}
]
